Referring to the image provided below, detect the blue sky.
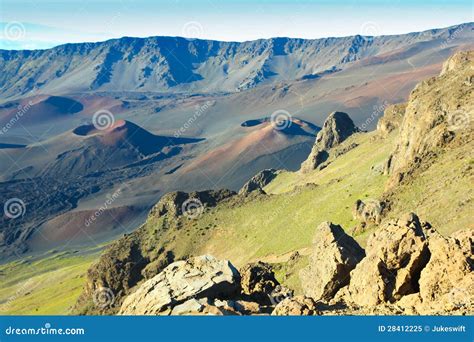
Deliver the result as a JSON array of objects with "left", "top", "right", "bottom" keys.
[{"left": 0, "top": 0, "right": 472, "bottom": 49}]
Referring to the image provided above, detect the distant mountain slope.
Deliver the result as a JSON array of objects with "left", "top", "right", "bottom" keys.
[{"left": 0, "top": 23, "right": 472, "bottom": 97}]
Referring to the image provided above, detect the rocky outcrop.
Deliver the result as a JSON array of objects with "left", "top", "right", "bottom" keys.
[
  {"left": 119, "top": 255, "right": 240, "bottom": 315},
  {"left": 239, "top": 169, "right": 279, "bottom": 195},
  {"left": 416, "top": 230, "right": 474, "bottom": 314},
  {"left": 352, "top": 199, "right": 384, "bottom": 224},
  {"left": 451, "top": 229, "right": 474, "bottom": 255},
  {"left": 377, "top": 103, "right": 406, "bottom": 136},
  {"left": 271, "top": 296, "right": 319, "bottom": 316},
  {"left": 75, "top": 188, "right": 237, "bottom": 314},
  {"left": 239, "top": 262, "right": 279, "bottom": 302},
  {"left": 76, "top": 235, "right": 149, "bottom": 314},
  {"left": 344, "top": 213, "right": 430, "bottom": 307},
  {"left": 267, "top": 285, "right": 294, "bottom": 305},
  {"left": 149, "top": 189, "right": 236, "bottom": 218},
  {"left": 300, "top": 222, "right": 365, "bottom": 301},
  {"left": 300, "top": 111, "right": 358, "bottom": 172},
  {"left": 387, "top": 51, "right": 473, "bottom": 186}
]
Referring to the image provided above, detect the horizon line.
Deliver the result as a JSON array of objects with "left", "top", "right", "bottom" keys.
[{"left": 1, "top": 21, "right": 472, "bottom": 52}]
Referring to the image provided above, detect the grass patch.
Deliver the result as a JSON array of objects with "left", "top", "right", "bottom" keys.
[{"left": 0, "top": 250, "right": 98, "bottom": 315}]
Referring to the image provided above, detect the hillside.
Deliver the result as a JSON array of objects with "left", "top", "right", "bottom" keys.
[{"left": 61, "top": 51, "right": 472, "bottom": 315}]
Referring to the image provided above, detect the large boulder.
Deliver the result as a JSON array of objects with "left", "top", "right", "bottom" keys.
[
  {"left": 300, "top": 111, "right": 358, "bottom": 172},
  {"left": 416, "top": 230, "right": 474, "bottom": 314},
  {"left": 345, "top": 213, "right": 431, "bottom": 307},
  {"left": 119, "top": 255, "right": 240, "bottom": 315},
  {"left": 239, "top": 262, "right": 279, "bottom": 302},
  {"left": 239, "top": 169, "right": 279, "bottom": 195},
  {"left": 271, "top": 296, "right": 319, "bottom": 316},
  {"left": 300, "top": 222, "right": 365, "bottom": 301}
]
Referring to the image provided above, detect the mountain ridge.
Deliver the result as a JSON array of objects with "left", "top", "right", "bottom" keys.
[{"left": 1, "top": 22, "right": 472, "bottom": 98}]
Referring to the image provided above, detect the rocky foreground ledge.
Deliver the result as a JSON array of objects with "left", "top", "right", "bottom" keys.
[{"left": 117, "top": 213, "right": 473, "bottom": 316}]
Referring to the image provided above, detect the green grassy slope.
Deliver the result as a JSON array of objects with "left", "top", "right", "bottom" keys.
[
  {"left": 0, "top": 251, "right": 97, "bottom": 315},
  {"left": 383, "top": 138, "right": 474, "bottom": 236},
  {"left": 140, "top": 130, "right": 396, "bottom": 269}
]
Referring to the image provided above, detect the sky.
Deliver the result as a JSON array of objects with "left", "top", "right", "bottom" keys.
[{"left": 0, "top": 0, "right": 473, "bottom": 49}]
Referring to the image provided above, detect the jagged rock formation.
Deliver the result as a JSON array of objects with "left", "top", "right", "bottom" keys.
[
  {"left": 238, "top": 169, "right": 279, "bottom": 195},
  {"left": 451, "top": 229, "right": 474, "bottom": 254},
  {"left": 415, "top": 230, "right": 474, "bottom": 314},
  {"left": 119, "top": 255, "right": 240, "bottom": 315},
  {"left": 300, "top": 222, "right": 365, "bottom": 301},
  {"left": 387, "top": 50, "right": 473, "bottom": 186},
  {"left": 239, "top": 262, "right": 279, "bottom": 303},
  {"left": 271, "top": 296, "right": 319, "bottom": 316},
  {"left": 268, "top": 285, "right": 294, "bottom": 305},
  {"left": 117, "top": 255, "right": 290, "bottom": 315},
  {"left": 149, "top": 189, "right": 236, "bottom": 219},
  {"left": 376, "top": 103, "right": 406, "bottom": 136},
  {"left": 300, "top": 111, "right": 358, "bottom": 172},
  {"left": 352, "top": 199, "right": 384, "bottom": 225},
  {"left": 330, "top": 213, "right": 474, "bottom": 314},
  {"left": 343, "top": 213, "right": 430, "bottom": 306}
]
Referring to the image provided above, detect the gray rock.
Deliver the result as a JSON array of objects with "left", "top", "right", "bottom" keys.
[{"left": 119, "top": 255, "right": 240, "bottom": 315}]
